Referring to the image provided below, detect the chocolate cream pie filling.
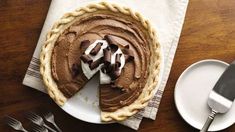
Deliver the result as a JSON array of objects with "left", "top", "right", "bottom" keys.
[{"left": 51, "top": 12, "right": 150, "bottom": 112}]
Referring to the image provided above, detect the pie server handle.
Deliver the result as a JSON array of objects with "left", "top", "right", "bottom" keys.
[{"left": 200, "top": 109, "right": 217, "bottom": 132}]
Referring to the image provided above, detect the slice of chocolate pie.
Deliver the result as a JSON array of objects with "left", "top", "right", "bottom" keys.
[{"left": 40, "top": 2, "right": 161, "bottom": 122}]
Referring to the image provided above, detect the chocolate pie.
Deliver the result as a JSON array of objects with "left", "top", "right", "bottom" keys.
[{"left": 40, "top": 2, "right": 161, "bottom": 122}]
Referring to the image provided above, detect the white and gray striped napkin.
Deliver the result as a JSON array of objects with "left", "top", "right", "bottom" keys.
[{"left": 23, "top": 0, "right": 188, "bottom": 130}]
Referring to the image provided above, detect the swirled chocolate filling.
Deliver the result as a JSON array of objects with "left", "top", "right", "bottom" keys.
[{"left": 51, "top": 11, "right": 150, "bottom": 112}]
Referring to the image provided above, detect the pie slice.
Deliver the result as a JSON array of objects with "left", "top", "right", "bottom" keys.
[{"left": 40, "top": 2, "right": 161, "bottom": 122}]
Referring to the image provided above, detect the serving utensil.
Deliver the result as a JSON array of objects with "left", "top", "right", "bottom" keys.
[{"left": 200, "top": 61, "right": 235, "bottom": 132}]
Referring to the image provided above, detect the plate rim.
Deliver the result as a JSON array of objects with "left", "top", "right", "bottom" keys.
[{"left": 174, "top": 59, "right": 234, "bottom": 131}]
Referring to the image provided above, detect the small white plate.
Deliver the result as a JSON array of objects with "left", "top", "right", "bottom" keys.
[
  {"left": 60, "top": 47, "right": 165, "bottom": 124},
  {"left": 175, "top": 59, "right": 235, "bottom": 131}
]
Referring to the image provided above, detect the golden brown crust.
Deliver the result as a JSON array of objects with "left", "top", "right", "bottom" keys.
[{"left": 40, "top": 1, "right": 161, "bottom": 122}]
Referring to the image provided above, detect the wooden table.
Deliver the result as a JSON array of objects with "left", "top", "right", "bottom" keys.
[{"left": 1, "top": 0, "right": 235, "bottom": 131}]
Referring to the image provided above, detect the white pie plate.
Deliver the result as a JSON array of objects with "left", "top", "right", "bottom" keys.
[
  {"left": 60, "top": 46, "right": 165, "bottom": 124},
  {"left": 175, "top": 59, "right": 235, "bottom": 131}
]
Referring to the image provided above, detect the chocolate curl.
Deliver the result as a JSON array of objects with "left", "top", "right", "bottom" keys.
[
  {"left": 101, "top": 64, "right": 112, "bottom": 75},
  {"left": 124, "top": 44, "right": 130, "bottom": 49},
  {"left": 104, "top": 35, "right": 114, "bottom": 44},
  {"left": 101, "top": 66, "right": 107, "bottom": 73},
  {"left": 115, "top": 54, "right": 122, "bottom": 67},
  {"left": 104, "top": 35, "right": 118, "bottom": 52},
  {"left": 89, "top": 57, "right": 103, "bottom": 70},
  {"left": 123, "top": 48, "right": 134, "bottom": 62},
  {"left": 110, "top": 63, "right": 118, "bottom": 72},
  {"left": 90, "top": 42, "right": 103, "bottom": 56},
  {"left": 109, "top": 64, "right": 120, "bottom": 80},
  {"left": 80, "top": 40, "right": 90, "bottom": 50},
  {"left": 102, "top": 64, "right": 112, "bottom": 73},
  {"left": 80, "top": 54, "right": 93, "bottom": 64},
  {"left": 111, "top": 71, "right": 120, "bottom": 80},
  {"left": 103, "top": 47, "right": 111, "bottom": 65},
  {"left": 110, "top": 44, "right": 118, "bottom": 53},
  {"left": 71, "top": 63, "right": 79, "bottom": 77}
]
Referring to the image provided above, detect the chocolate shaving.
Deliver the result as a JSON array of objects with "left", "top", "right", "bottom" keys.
[
  {"left": 124, "top": 44, "right": 130, "bottom": 49},
  {"left": 124, "top": 55, "right": 134, "bottom": 62},
  {"left": 101, "top": 66, "right": 106, "bottom": 73},
  {"left": 123, "top": 48, "right": 134, "bottom": 62},
  {"left": 104, "top": 35, "right": 118, "bottom": 52},
  {"left": 110, "top": 63, "right": 119, "bottom": 71},
  {"left": 109, "top": 64, "right": 120, "bottom": 80},
  {"left": 102, "top": 64, "right": 119, "bottom": 79},
  {"left": 122, "top": 48, "right": 134, "bottom": 56},
  {"left": 90, "top": 42, "right": 102, "bottom": 55},
  {"left": 111, "top": 70, "right": 121, "bottom": 80},
  {"left": 71, "top": 63, "right": 79, "bottom": 77},
  {"left": 105, "top": 64, "right": 112, "bottom": 73},
  {"left": 115, "top": 54, "right": 122, "bottom": 67},
  {"left": 80, "top": 40, "right": 90, "bottom": 50},
  {"left": 110, "top": 44, "right": 118, "bottom": 53},
  {"left": 104, "top": 35, "right": 114, "bottom": 44},
  {"left": 80, "top": 54, "right": 93, "bottom": 64},
  {"left": 89, "top": 57, "right": 103, "bottom": 70},
  {"left": 103, "top": 47, "right": 111, "bottom": 65}
]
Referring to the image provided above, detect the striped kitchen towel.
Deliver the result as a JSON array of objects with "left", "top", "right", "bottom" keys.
[{"left": 23, "top": 0, "right": 188, "bottom": 130}]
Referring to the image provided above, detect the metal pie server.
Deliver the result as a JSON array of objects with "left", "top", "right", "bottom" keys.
[{"left": 200, "top": 61, "right": 235, "bottom": 132}]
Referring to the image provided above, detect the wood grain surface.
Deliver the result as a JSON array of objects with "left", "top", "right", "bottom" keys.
[{"left": 0, "top": 0, "right": 235, "bottom": 131}]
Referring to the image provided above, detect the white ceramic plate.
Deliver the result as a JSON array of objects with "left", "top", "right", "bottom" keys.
[
  {"left": 60, "top": 47, "right": 165, "bottom": 124},
  {"left": 175, "top": 59, "right": 235, "bottom": 131}
]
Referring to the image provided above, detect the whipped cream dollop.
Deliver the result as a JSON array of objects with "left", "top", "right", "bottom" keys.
[{"left": 81, "top": 40, "right": 125, "bottom": 84}]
